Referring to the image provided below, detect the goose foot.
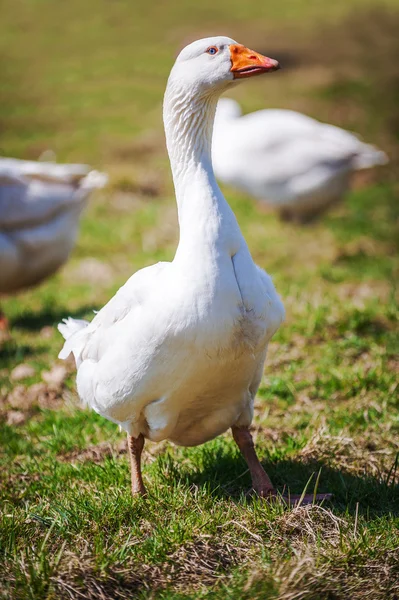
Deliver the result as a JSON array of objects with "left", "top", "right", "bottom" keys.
[
  {"left": 257, "top": 488, "right": 333, "bottom": 507},
  {"left": 232, "top": 426, "right": 332, "bottom": 507},
  {"left": 127, "top": 433, "right": 147, "bottom": 496}
]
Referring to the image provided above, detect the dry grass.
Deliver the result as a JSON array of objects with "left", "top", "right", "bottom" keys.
[{"left": 1, "top": 1, "right": 399, "bottom": 598}]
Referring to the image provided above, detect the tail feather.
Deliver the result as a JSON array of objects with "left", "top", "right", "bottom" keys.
[
  {"left": 353, "top": 144, "right": 389, "bottom": 170},
  {"left": 58, "top": 317, "right": 88, "bottom": 340},
  {"left": 80, "top": 170, "right": 108, "bottom": 190},
  {"left": 58, "top": 317, "right": 89, "bottom": 362}
]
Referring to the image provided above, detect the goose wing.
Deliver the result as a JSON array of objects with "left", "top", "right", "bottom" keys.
[
  {"left": 0, "top": 158, "right": 107, "bottom": 230},
  {"left": 58, "top": 262, "right": 169, "bottom": 367}
]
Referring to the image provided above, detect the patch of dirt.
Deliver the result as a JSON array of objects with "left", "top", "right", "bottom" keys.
[
  {"left": 59, "top": 440, "right": 128, "bottom": 464},
  {"left": 1, "top": 469, "right": 42, "bottom": 488},
  {"left": 6, "top": 382, "right": 61, "bottom": 411},
  {"left": 40, "top": 326, "right": 54, "bottom": 339},
  {"left": 387, "top": 359, "right": 399, "bottom": 375},
  {"left": 59, "top": 438, "right": 168, "bottom": 464},
  {"left": 6, "top": 410, "right": 26, "bottom": 426},
  {"left": 41, "top": 364, "right": 68, "bottom": 387},
  {"left": 10, "top": 363, "right": 35, "bottom": 382},
  {"left": 0, "top": 362, "right": 69, "bottom": 425}
]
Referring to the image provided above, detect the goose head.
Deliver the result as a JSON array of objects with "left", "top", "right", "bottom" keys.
[
  {"left": 169, "top": 36, "right": 280, "bottom": 98},
  {"left": 164, "top": 37, "right": 279, "bottom": 185}
]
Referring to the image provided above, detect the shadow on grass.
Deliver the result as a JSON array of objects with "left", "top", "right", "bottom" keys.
[
  {"left": 10, "top": 304, "right": 99, "bottom": 331},
  {"left": 0, "top": 340, "right": 46, "bottom": 367},
  {"left": 170, "top": 448, "right": 399, "bottom": 517}
]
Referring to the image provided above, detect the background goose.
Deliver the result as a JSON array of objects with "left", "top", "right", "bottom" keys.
[
  {"left": 213, "top": 98, "right": 388, "bottom": 222},
  {"left": 0, "top": 158, "right": 107, "bottom": 327},
  {"left": 59, "top": 37, "right": 331, "bottom": 504}
]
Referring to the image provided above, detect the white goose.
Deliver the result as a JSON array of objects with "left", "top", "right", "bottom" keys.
[
  {"left": 59, "top": 37, "right": 330, "bottom": 504},
  {"left": 213, "top": 98, "right": 388, "bottom": 221},
  {"left": 0, "top": 158, "right": 107, "bottom": 325}
]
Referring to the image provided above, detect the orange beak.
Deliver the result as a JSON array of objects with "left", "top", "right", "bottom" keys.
[{"left": 229, "top": 44, "right": 280, "bottom": 78}]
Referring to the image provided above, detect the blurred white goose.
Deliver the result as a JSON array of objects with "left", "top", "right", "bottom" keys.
[
  {"left": 213, "top": 98, "right": 388, "bottom": 221},
  {"left": 0, "top": 158, "right": 107, "bottom": 304},
  {"left": 59, "top": 37, "right": 331, "bottom": 504}
]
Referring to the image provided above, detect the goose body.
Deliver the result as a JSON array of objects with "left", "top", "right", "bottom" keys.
[
  {"left": 61, "top": 257, "right": 282, "bottom": 447},
  {"left": 0, "top": 158, "right": 107, "bottom": 294},
  {"left": 60, "top": 38, "right": 283, "bottom": 447},
  {"left": 213, "top": 99, "right": 388, "bottom": 220},
  {"left": 59, "top": 38, "right": 329, "bottom": 503}
]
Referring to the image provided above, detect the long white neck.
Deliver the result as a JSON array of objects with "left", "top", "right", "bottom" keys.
[{"left": 163, "top": 79, "right": 241, "bottom": 262}]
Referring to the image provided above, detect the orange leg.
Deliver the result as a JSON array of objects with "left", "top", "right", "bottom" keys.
[
  {"left": 127, "top": 433, "right": 147, "bottom": 496},
  {"left": 232, "top": 425, "right": 275, "bottom": 496},
  {"left": 0, "top": 308, "right": 9, "bottom": 332},
  {"left": 232, "top": 426, "right": 332, "bottom": 506}
]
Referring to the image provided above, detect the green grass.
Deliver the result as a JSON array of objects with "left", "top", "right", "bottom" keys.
[{"left": 1, "top": 0, "right": 399, "bottom": 598}]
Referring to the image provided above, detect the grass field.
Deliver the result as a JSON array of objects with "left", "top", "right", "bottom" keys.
[{"left": 1, "top": 0, "right": 398, "bottom": 598}]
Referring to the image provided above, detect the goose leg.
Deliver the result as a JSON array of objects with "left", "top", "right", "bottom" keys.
[
  {"left": 127, "top": 433, "right": 146, "bottom": 496},
  {"left": 0, "top": 307, "right": 10, "bottom": 341},
  {"left": 0, "top": 307, "right": 9, "bottom": 331},
  {"left": 232, "top": 426, "right": 332, "bottom": 506},
  {"left": 232, "top": 425, "right": 275, "bottom": 496}
]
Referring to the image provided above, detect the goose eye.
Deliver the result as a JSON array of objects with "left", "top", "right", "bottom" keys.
[{"left": 206, "top": 46, "right": 218, "bottom": 55}]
